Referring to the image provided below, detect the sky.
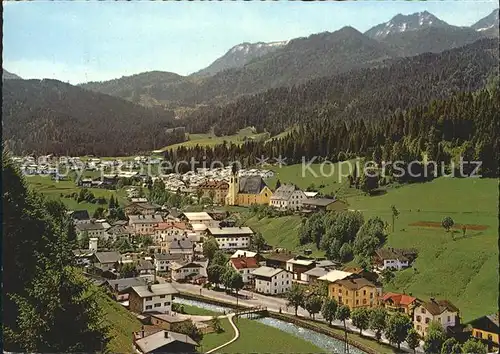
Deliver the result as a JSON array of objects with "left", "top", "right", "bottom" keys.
[{"left": 3, "top": 1, "right": 498, "bottom": 84}]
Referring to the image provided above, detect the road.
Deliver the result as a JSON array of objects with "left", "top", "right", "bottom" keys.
[{"left": 172, "top": 281, "right": 422, "bottom": 353}]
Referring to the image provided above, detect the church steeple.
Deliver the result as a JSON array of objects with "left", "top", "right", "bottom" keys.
[{"left": 226, "top": 163, "right": 239, "bottom": 206}]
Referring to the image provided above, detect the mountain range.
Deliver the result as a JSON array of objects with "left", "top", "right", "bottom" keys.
[
  {"left": 77, "top": 9, "right": 498, "bottom": 108},
  {"left": 3, "top": 69, "right": 22, "bottom": 80}
]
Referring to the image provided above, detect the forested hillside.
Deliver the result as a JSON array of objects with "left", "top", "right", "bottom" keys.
[
  {"left": 2, "top": 79, "right": 184, "bottom": 156},
  {"left": 2, "top": 153, "right": 109, "bottom": 351},
  {"left": 165, "top": 82, "right": 499, "bottom": 178},
  {"left": 180, "top": 39, "right": 498, "bottom": 136}
]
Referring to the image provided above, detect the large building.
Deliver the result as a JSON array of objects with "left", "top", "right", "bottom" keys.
[
  {"left": 251, "top": 266, "right": 292, "bottom": 295},
  {"left": 328, "top": 276, "right": 382, "bottom": 310},
  {"left": 197, "top": 180, "right": 229, "bottom": 205},
  {"left": 413, "top": 298, "right": 460, "bottom": 337},
  {"left": 225, "top": 170, "right": 272, "bottom": 206},
  {"left": 127, "top": 283, "right": 178, "bottom": 314},
  {"left": 270, "top": 184, "right": 308, "bottom": 210},
  {"left": 129, "top": 214, "right": 164, "bottom": 235},
  {"left": 206, "top": 227, "right": 254, "bottom": 250},
  {"left": 469, "top": 313, "right": 499, "bottom": 351}
]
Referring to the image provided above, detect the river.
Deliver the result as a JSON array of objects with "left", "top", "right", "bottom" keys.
[{"left": 174, "top": 297, "right": 367, "bottom": 354}]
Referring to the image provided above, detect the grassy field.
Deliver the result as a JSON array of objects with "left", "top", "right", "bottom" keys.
[
  {"left": 223, "top": 317, "right": 324, "bottom": 354},
  {"left": 158, "top": 127, "right": 270, "bottom": 152},
  {"left": 179, "top": 304, "right": 220, "bottom": 316},
  {"left": 265, "top": 160, "right": 365, "bottom": 200},
  {"left": 248, "top": 165, "right": 498, "bottom": 322},
  {"left": 25, "top": 175, "right": 127, "bottom": 213},
  {"left": 97, "top": 290, "right": 142, "bottom": 353},
  {"left": 199, "top": 318, "right": 235, "bottom": 352}
]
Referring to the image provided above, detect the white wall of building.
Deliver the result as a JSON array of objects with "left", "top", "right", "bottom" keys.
[{"left": 142, "top": 294, "right": 173, "bottom": 314}]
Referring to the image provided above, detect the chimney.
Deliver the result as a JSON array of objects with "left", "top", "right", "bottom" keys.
[
  {"left": 147, "top": 284, "right": 152, "bottom": 292},
  {"left": 141, "top": 326, "right": 145, "bottom": 339},
  {"left": 430, "top": 297, "right": 435, "bottom": 303},
  {"left": 164, "top": 331, "right": 169, "bottom": 338}
]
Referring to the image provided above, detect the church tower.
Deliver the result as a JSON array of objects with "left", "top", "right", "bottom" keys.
[{"left": 226, "top": 163, "right": 239, "bottom": 206}]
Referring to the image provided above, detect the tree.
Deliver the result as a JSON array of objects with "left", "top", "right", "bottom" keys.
[
  {"left": 207, "top": 265, "right": 226, "bottom": 288},
  {"left": 441, "top": 338, "right": 460, "bottom": 354},
  {"left": 321, "top": 298, "right": 338, "bottom": 325},
  {"left": 92, "top": 206, "right": 106, "bottom": 219},
  {"left": 275, "top": 179, "right": 282, "bottom": 190},
  {"left": 203, "top": 237, "right": 219, "bottom": 260},
  {"left": 339, "top": 242, "right": 354, "bottom": 262},
  {"left": 108, "top": 195, "right": 116, "bottom": 209},
  {"left": 195, "top": 189, "right": 204, "bottom": 204},
  {"left": 304, "top": 295, "right": 322, "bottom": 320},
  {"left": 211, "top": 316, "right": 224, "bottom": 333},
  {"left": 78, "top": 231, "right": 91, "bottom": 249},
  {"left": 231, "top": 271, "right": 244, "bottom": 299},
  {"left": 461, "top": 338, "right": 486, "bottom": 354},
  {"left": 286, "top": 284, "right": 305, "bottom": 316},
  {"left": 2, "top": 152, "right": 109, "bottom": 352},
  {"left": 406, "top": 328, "right": 420, "bottom": 353},
  {"left": 336, "top": 305, "right": 351, "bottom": 352},
  {"left": 359, "top": 167, "right": 379, "bottom": 195},
  {"left": 351, "top": 308, "right": 370, "bottom": 335},
  {"left": 208, "top": 190, "right": 216, "bottom": 205},
  {"left": 120, "top": 262, "right": 138, "bottom": 278},
  {"left": 391, "top": 205, "right": 400, "bottom": 232},
  {"left": 211, "top": 250, "right": 228, "bottom": 267},
  {"left": 385, "top": 312, "right": 412, "bottom": 350},
  {"left": 424, "top": 321, "right": 446, "bottom": 354},
  {"left": 442, "top": 216, "right": 454, "bottom": 233},
  {"left": 249, "top": 232, "right": 266, "bottom": 253},
  {"left": 176, "top": 320, "right": 203, "bottom": 343},
  {"left": 381, "top": 268, "right": 395, "bottom": 284}
]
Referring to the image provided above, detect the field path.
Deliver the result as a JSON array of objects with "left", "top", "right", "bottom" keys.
[{"left": 205, "top": 313, "right": 239, "bottom": 354}]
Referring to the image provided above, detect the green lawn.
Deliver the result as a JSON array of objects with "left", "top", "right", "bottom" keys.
[
  {"left": 200, "top": 318, "right": 235, "bottom": 352},
  {"left": 223, "top": 317, "right": 324, "bottom": 354},
  {"left": 97, "top": 290, "right": 142, "bottom": 353},
  {"left": 247, "top": 171, "right": 498, "bottom": 322},
  {"left": 180, "top": 304, "right": 221, "bottom": 316},
  {"left": 158, "top": 127, "right": 270, "bottom": 152}
]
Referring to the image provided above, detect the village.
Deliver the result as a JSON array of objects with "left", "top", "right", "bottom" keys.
[{"left": 24, "top": 155, "right": 493, "bottom": 354}]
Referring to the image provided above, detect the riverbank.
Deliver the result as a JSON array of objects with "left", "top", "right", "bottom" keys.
[{"left": 175, "top": 292, "right": 396, "bottom": 354}]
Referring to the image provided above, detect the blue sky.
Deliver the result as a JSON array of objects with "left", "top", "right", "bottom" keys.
[{"left": 3, "top": 1, "right": 497, "bottom": 84}]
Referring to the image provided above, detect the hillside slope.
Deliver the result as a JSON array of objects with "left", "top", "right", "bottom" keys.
[{"left": 2, "top": 79, "right": 182, "bottom": 156}]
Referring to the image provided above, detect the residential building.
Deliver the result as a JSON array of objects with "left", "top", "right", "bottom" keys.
[
  {"left": 318, "top": 270, "right": 354, "bottom": 284},
  {"left": 136, "top": 260, "right": 155, "bottom": 277},
  {"left": 75, "top": 221, "right": 105, "bottom": 239},
  {"left": 129, "top": 214, "right": 164, "bottom": 235},
  {"left": 225, "top": 171, "right": 273, "bottom": 206},
  {"left": 70, "top": 210, "right": 91, "bottom": 224},
  {"left": 413, "top": 298, "right": 460, "bottom": 337},
  {"left": 328, "top": 276, "right": 382, "bottom": 309},
  {"left": 170, "top": 261, "right": 204, "bottom": 281},
  {"left": 229, "top": 257, "right": 260, "bottom": 283},
  {"left": 125, "top": 202, "right": 160, "bottom": 216},
  {"left": 264, "top": 251, "right": 296, "bottom": 269},
  {"left": 162, "top": 238, "right": 194, "bottom": 260},
  {"left": 133, "top": 328, "right": 198, "bottom": 354},
  {"left": 251, "top": 266, "right": 292, "bottom": 295},
  {"left": 105, "top": 277, "right": 148, "bottom": 304},
  {"left": 286, "top": 257, "right": 317, "bottom": 281},
  {"left": 373, "top": 248, "right": 418, "bottom": 270},
  {"left": 105, "top": 224, "right": 131, "bottom": 243},
  {"left": 206, "top": 227, "right": 254, "bottom": 250},
  {"left": 92, "top": 251, "right": 121, "bottom": 272},
  {"left": 270, "top": 184, "right": 308, "bottom": 210},
  {"left": 302, "top": 267, "right": 330, "bottom": 284},
  {"left": 230, "top": 250, "right": 258, "bottom": 259},
  {"left": 128, "top": 283, "right": 178, "bottom": 314},
  {"left": 181, "top": 212, "right": 218, "bottom": 228},
  {"left": 302, "top": 198, "right": 348, "bottom": 212},
  {"left": 469, "top": 313, "right": 499, "bottom": 350},
  {"left": 154, "top": 253, "right": 184, "bottom": 273},
  {"left": 381, "top": 292, "right": 418, "bottom": 315},
  {"left": 198, "top": 180, "right": 229, "bottom": 205},
  {"left": 153, "top": 222, "right": 187, "bottom": 244},
  {"left": 148, "top": 313, "right": 190, "bottom": 332}
]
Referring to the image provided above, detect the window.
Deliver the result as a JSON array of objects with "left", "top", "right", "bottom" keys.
[
  {"left": 164, "top": 302, "right": 170, "bottom": 307},
  {"left": 417, "top": 325, "right": 421, "bottom": 331},
  {"left": 488, "top": 334, "right": 493, "bottom": 341},
  {"left": 145, "top": 297, "right": 152, "bottom": 301},
  {"left": 160, "top": 295, "right": 166, "bottom": 299},
  {"left": 356, "top": 300, "right": 359, "bottom": 305},
  {"left": 421, "top": 308, "right": 426, "bottom": 314},
  {"left": 416, "top": 316, "right": 422, "bottom": 322},
  {"left": 363, "top": 290, "right": 366, "bottom": 295},
  {"left": 425, "top": 318, "right": 430, "bottom": 324},
  {"left": 362, "top": 299, "right": 367, "bottom": 304},
  {"left": 145, "top": 305, "right": 152, "bottom": 310},
  {"left": 447, "top": 316, "right": 451, "bottom": 322},
  {"left": 346, "top": 291, "right": 348, "bottom": 296},
  {"left": 154, "top": 303, "right": 161, "bottom": 308}
]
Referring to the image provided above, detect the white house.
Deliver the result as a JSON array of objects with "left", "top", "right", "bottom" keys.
[
  {"left": 230, "top": 250, "right": 258, "bottom": 259},
  {"left": 206, "top": 227, "right": 254, "bottom": 250},
  {"left": 128, "top": 283, "right": 178, "bottom": 314},
  {"left": 181, "top": 212, "right": 218, "bottom": 228},
  {"left": 76, "top": 222, "right": 105, "bottom": 239},
  {"left": 251, "top": 266, "right": 293, "bottom": 295},
  {"left": 162, "top": 238, "right": 194, "bottom": 261},
  {"left": 229, "top": 257, "right": 260, "bottom": 283},
  {"left": 413, "top": 298, "right": 460, "bottom": 337},
  {"left": 154, "top": 253, "right": 184, "bottom": 273},
  {"left": 269, "top": 184, "right": 308, "bottom": 211},
  {"left": 374, "top": 248, "right": 417, "bottom": 271},
  {"left": 170, "top": 261, "right": 205, "bottom": 281},
  {"left": 129, "top": 214, "right": 163, "bottom": 235},
  {"left": 153, "top": 222, "right": 188, "bottom": 244},
  {"left": 285, "top": 257, "right": 317, "bottom": 281}
]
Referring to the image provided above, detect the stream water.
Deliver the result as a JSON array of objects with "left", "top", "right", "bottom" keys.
[{"left": 174, "top": 297, "right": 367, "bottom": 354}]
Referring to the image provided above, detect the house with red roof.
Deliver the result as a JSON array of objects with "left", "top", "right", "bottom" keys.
[
  {"left": 229, "top": 256, "right": 260, "bottom": 283},
  {"left": 381, "top": 292, "right": 419, "bottom": 315}
]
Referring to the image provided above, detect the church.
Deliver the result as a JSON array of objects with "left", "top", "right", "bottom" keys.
[{"left": 225, "top": 167, "right": 273, "bottom": 206}]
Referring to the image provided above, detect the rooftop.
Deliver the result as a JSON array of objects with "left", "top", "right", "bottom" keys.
[
  {"left": 421, "top": 298, "right": 459, "bottom": 316},
  {"left": 304, "top": 267, "right": 330, "bottom": 278},
  {"left": 134, "top": 330, "right": 197, "bottom": 353},
  {"left": 239, "top": 176, "right": 268, "bottom": 194},
  {"left": 302, "top": 198, "right": 338, "bottom": 207},
  {"left": 207, "top": 227, "right": 254, "bottom": 236},
  {"left": 286, "top": 258, "right": 316, "bottom": 266},
  {"left": 76, "top": 222, "right": 105, "bottom": 231},
  {"left": 230, "top": 250, "right": 258, "bottom": 259},
  {"left": 318, "top": 270, "right": 353, "bottom": 283},
  {"left": 230, "top": 257, "right": 260, "bottom": 270},
  {"left": 270, "top": 184, "right": 303, "bottom": 200},
  {"left": 170, "top": 261, "right": 204, "bottom": 271},
  {"left": 154, "top": 252, "right": 184, "bottom": 261},
  {"left": 129, "top": 214, "right": 164, "bottom": 224},
  {"left": 182, "top": 212, "right": 213, "bottom": 221},
  {"left": 131, "top": 283, "right": 179, "bottom": 298},
  {"left": 106, "top": 277, "right": 147, "bottom": 292},
  {"left": 335, "top": 277, "right": 377, "bottom": 290},
  {"left": 168, "top": 238, "right": 193, "bottom": 250},
  {"left": 382, "top": 292, "right": 418, "bottom": 306},
  {"left": 95, "top": 251, "right": 121, "bottom": 264},
  {"left": 252, "top": 266, "right": 286, "bottom": 278}
]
